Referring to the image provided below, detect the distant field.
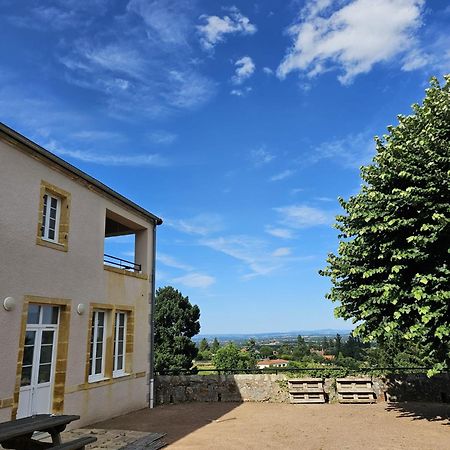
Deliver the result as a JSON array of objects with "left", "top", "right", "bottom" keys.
[{"left": 194, "top": 362, "right": 216, "bottom": 374}]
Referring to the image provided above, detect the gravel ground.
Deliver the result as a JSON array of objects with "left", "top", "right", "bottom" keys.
[{"left": 91, "top": 401, "right": 450, "bottom": 450}]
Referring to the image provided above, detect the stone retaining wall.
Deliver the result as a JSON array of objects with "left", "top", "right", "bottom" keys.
[{"left": 155, "top": 373, "right": 450, "bottom": 405}]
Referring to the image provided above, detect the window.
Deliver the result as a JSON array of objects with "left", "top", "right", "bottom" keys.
[
  {"left": 86, "top": 307, "right": 133, "bottom": 383},
  {"left": 113, "top": 312, "right": 127, "bottom": 377},
  {"left": 41, "top": 193, "right": 61, "bottom": 242},
  {"left": 20, "top": 305, "right": 59, "bottom": 388},
  {"left": 36, "top": 181, "right": 71, "bottom": 252},
  {"left": 88, "top": 311, "right": 106, "bottom": 382}
]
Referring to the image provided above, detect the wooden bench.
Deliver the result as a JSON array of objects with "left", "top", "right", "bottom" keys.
[{"left": 50, "top": 436, "right": 97, "bottom": 450}]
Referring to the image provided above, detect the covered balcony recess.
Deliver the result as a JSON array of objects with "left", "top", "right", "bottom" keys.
[{"left": 104, "top": 209, "right": 150, "bottom": 276}]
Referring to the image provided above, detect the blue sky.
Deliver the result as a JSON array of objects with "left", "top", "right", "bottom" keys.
[{"left": 1, "top": 0, "right": 449, "bottom": 334}]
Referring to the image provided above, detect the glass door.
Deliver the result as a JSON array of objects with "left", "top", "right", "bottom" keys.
[{"left": 17, "top": 305, "right": 59, "bottom": 418}]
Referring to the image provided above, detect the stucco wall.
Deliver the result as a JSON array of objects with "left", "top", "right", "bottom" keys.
[
  {"left": 155, "top": 373, "right": 450, "bottom": 405},
  {"left": 0, "top": 140, "right": 155, "bottom": 426}
]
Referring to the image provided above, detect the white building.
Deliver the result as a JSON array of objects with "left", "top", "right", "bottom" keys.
[
  {"left": 257, "top": 359, "right": 290, "bottom": 369},
  {"left": 0, "top": 123, "right": 162, "bottom": 426}
]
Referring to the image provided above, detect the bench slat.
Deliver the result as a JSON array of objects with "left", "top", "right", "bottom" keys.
[{"left": 50, "top": 436, "right": 97, "bottom": 450}]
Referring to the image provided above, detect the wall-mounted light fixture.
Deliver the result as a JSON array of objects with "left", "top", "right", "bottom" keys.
[
  {"left": 3, "top": 297, "right": 16, "bottom": 311},
  {"left": 76, "top": 303, "right": 86, "bottom": 315}
]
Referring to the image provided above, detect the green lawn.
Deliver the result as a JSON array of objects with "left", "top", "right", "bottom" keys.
[{"left": 194, "top": 361, "right": 216, "bottom": 375}]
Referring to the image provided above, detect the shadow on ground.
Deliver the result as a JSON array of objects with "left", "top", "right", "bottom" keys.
[
  {"left": 89, "top": 402, "right": 242, "bottom": 445},
  {"left": 385, "top": 402, "right": 450, "bottom": 426}
]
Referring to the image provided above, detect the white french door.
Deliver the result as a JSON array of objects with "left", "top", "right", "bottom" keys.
[{"left": 17, "top": 305, "right": 59, "bottom": 418}]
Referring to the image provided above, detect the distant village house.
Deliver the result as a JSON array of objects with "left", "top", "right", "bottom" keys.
[{"left": 257, "top": 359, "right": 290, "bottom": 369}]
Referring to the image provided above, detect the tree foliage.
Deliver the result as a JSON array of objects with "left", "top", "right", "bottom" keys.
[
  {"left": 342, "top": 335, "right": 368, "bottom": 360},
  {"left": 363, "top": 336, "right": 437, "bottom": 369},
  {"left": 196, "top": 338, "right": 212, "bottom": 361},
  {"left": 293, "top": 335, "right": 309, "bottom": 358},
  {"left": 211, "top": 337, "right": 220, "bottom": 353},
  {"left": 154, "top": 286, "right": 200, "bottom": 373},
  {"left": 199, "top": 338, "right": 210, "bottom": 352},
  {"left": 245, "top": 338, "right": 258, "bottom": 361},
  {"left": 213, "top": 343, "right": 255, "bottom": 371},
  {"left": 334, "top": 334, "right": 342, "bottom": 356},
  {"left": 321, "top": 76, "right": 450, "bottom": 373}
]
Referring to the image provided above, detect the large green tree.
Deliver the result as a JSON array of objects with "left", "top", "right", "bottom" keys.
[
  {"left": 321, "top": 76, "right": 450, "bottom": 373},
  {"left": 213, "top": 343, "right": 255, "bottom": 371},
  {"left": 154, "top": 286, "right": 200, "bottom": 373}
]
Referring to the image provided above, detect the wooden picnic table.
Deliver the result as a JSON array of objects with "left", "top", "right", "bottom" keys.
[{"left": 0, "top": 414, "right": 80, "bottom": 450}]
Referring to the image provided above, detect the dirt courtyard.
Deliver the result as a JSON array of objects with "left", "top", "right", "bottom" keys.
[{"left": 92, "top": 401, "right": 450, "bottom": 449}]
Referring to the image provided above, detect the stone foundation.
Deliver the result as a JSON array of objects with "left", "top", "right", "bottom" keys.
[{"left": 155, "top": 373, "right": 450, "bottom": 405}]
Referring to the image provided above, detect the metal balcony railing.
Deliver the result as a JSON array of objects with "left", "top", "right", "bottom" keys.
[{"left": 104, "top": 254, "right": 141, "bottom": 272}]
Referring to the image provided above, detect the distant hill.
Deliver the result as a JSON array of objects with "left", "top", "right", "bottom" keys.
[{"left": 193, "top": 329, "right": 352, "bottom": 343}]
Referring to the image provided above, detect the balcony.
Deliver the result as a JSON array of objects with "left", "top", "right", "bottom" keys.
[
  {"left": 103, "top": 254, "right": 141, "bottom": 272},
  {"left": 103, "top": 209, "right": 149, "bottom": 279}
]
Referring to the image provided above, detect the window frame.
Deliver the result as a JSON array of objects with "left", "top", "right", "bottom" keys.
[
  {"left": 88, "top": 310, "right": 107, "bottom": 383},
  {"left": 41, "top": 193, "right": 61, "bottom": 243},
  {"left": 113, "top": 311, "right": 128, "bottom": 378},
  {"left": 36, "top": 181, "right": 71, "bottom": 252}
]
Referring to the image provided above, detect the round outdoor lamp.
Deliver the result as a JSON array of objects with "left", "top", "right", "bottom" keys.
[{"left": 3, "top": 297, "right": 16, "bottom": 311}]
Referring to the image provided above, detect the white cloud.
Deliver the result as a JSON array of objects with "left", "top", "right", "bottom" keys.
[
  {"left": 7, "top": 1, "right": 106, "bottom": 31},
  {"left": 230, "top": 87, "right": 252, "bottom": 97},
  {"left": 232, "top": 56, "right": 255, "bottom": 85},
  {"left": 172, "top": 272, "right": 216, "bottom": 288},
  {"left": 263, "top": 67, "right": 273, "bottom": 75},
  {"left": 274, "top": 205, "right": 332, "bottom": 228},
  {"left": 157, "top": 253, "right": 193, "bottom": 272},
  {"left": 315, "top": 196, "right": 335, "bottom": 202},
  {"left": 277, "top": 0, "right": 425, "bottom": 84},
  {"left": 26, "top": 6, "right": 79, "bottom": 29},
  {"left": 0, "top": 89, "right": 172, "bottom": 168},
  {"left": 70, "top": 130, "right": 123, "bottom": 141},
  {"left": 168, "top": 213, "right": 224, "bottom": 236},
  {"left": 46, "top": 140, "right": 167, "bottom": 167},
  {"left": 250, "top": 147, "right": 275, "bottom": 167},
  {"left": 272, "top": 247, "right": 292, "bottom": 257},
  {"left": 61, "top": 41, "right": 216, "bottom": 117},
  {"left": 164, "top": 70, "right": 216, "bottom": 110},
  {"left": 265, "top": 226, "right": 295, "bottom": 239},
  {"left": 270, "top": 169, "right": 295, "bottom": 182},
  {"left": 200, "top": 231, "right": 315, "bottom": 278},
  {"left": 197, "top": 7, "right": 257, "bottom": 50},
  {"left": 6, "top": 1, "right": 220, "bottom": 119},
  {"left": 49, "top": 1, "right": 217, "bottom": 118},
  {"left": 265, "top": 204, "right": 331, "bottom": 244},
  {"left": 201, "top": 235, "right": 294, "bottom": 279},
  {"left": 148, "top": 131, "right": 177, "bottom": 145},
  {"left": 127, "top": 0, "right": 193, "bottom": 46},
  {"left": 401, "top": 34, "right": 450, "bottom": 76},
  {"left": 80, "top": 43, "right": 146, "bottom": 78},
  {"left": 308, "top": 132, "right": 375, "bottom": 168},
  {"left": 158, "top": 252, "right": 215, "bottom": 288},
  {"left": 0, "top": 88, "right": 84, "bottom": 134},
  {"left": 401, "top": 48, "right": 429, "bottom": 71}
]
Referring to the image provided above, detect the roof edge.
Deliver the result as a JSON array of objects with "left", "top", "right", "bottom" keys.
[{"left": 0, "top": 122, "right": 163, "bottom": 225}]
